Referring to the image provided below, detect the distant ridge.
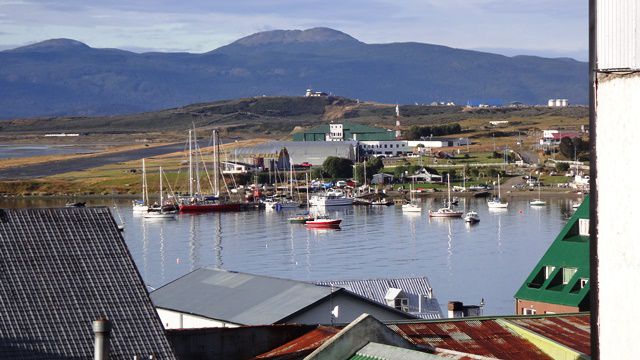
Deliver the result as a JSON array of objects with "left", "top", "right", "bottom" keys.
[
  {"left": 231, "top": 27, "right": 361, "bottom": 46},
  {"left": 0, "top": 28, "right": 587, "bottom": 119},
  {"left": 10, "top": 38, "right": 90, "bottom": 52}
]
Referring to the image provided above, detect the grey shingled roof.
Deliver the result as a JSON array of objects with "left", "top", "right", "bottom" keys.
[
  {"left": 151, "top": 268, "right": 336, "bottom": 325},
  {"left": 0, "top": 207, "right": 176, "bottom": 360},
  {"left": 315, "top": 278, "right": 443, "bottom": 319}
]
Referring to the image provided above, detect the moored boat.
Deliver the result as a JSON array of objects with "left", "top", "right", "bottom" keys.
[
  {"left": 428, "top": 174, "right": 463, "bottom": 218},
  {"left": 487, "top": 174, "right": 508, "bottom": 209},
  {"left": 464, "top": 211, "right": 480, "bottom": 223},
  {"left": 309, "top": 189, "right": 354, "bottom": 207},
  {"left": 304, "top": 215, "right": 342, "bottom": 229}
]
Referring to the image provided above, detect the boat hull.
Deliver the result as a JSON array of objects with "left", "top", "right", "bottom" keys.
[
  {"left": 310, "top": 198, "right": 354, "bottom": 206},
  {"left": 305, "top": 219, "right": 342, "bottom": 228},
  {"left": 428, "top": 209, "right": 463, "bottom": 218}
]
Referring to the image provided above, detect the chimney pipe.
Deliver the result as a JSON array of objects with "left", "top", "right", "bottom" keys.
[{"left": 93, "top": 316, "right": 112, "bottom": 360}]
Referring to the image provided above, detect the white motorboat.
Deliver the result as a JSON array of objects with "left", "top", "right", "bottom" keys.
[
  {"left": 309, "top": 189, "right": 354, "bottom": 207},
  {"left": 464, "top": 211, "right": 480, "bottom": 223}
]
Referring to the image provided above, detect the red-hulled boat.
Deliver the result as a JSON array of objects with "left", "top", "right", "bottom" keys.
[{"left": 304, "top": 216, "right": 342, "bottom": 229}]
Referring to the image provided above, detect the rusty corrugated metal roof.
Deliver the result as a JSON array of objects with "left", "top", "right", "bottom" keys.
[
  {"left": 253, "top": 325, "right": 340, "bottom": 360},
  {"left": 506, "top": 314, "right": 591, "bottom": 356},
  {"left": 389, "top": 319, "right": 553, "bottom": 360}
]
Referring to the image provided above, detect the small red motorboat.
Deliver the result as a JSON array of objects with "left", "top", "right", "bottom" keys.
[{"left": 304, "top": 216, "right": 342, "bottom": 229}]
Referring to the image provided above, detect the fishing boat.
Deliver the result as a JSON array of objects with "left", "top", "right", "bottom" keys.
[
  {"left": 429, "top": 174, "right": 463, "bottom": 218},
  {"left": 371, "top": 197, "right": 392, "bottom": 206},
  {"left": 133, "top": 158, "right": 149, "bottom": 212},
  {"left": 178, "top": 129, "right": 242, "bottom": 213},
  {"left": 464, "top": 211, "right": 480, "bottom": 223},
  {"left": 309, "top": 188, "right": 354, "bottom": 207},
  {"left": 275, "top": 163, "right": 301, "bottom": 209},
  {"left": 487, "top": 174, "right": 508, "bottom": 209},
  {"left": 304, "top": 215, "right": 342, "bottom": 229},
  {"left": 145, "top": 167, "right": 177, "bottom": 219},
  {"left": 529, "top": 180, "right": 547, "bottom": 206},
  {"left": 402, "top": 182, "right": 422, "bottom": 212}
]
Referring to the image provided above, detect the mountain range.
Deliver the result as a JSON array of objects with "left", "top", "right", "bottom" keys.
[{"left": 0, "top": 27, "right": 588, "bottom": 119}]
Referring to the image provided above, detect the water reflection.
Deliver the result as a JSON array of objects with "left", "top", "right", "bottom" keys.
[{"left": 0, "top": 196, "right": 570, "bottom": 316}]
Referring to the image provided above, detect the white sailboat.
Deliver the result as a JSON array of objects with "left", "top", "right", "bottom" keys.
[
  {"left": 530, "top": 179, "right": 547, "bottom": 206},
  {"left": 132, "top": 158, "right": 149, "bottom": 211},
  {"left": 487, "top": 174, "right": 508, "bottom": 209},
  {"left": 145, "top": 167, "right": 177, "bottom": 219},
  {"left": 402, "top": 179, "right": 421, "bottom": 212},
  {"left": 276, "top": 163, "right": 301, "bottom": 209},
  {"left": 429, "top": 174, "right": 463, "bottom": 218}
]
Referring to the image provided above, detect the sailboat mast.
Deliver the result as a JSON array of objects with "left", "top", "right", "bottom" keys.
[
  {"left": 212, "top": 130, "right": 219, "bottom": 197},
  {"left": 447, "top": 173, "right": 451, "bottom": 209},
  {"left": 193, "top": 127, "right": 201, "bottom": 195},
  {"left": 159, "top": 166, "right": 164, "bottom": 205},
  {"left": 497, "top": 173, "right": 501, "bottom": 198},
  {"left": 306, "top": 172, "right": 310, "bottom": 211},
  {"left": 188, "top": 129, "right": 193, "bottom": 196},
  {"left": 142, "top": 158, "right": 148, "bottom": 205},
  {"left": 290, "top": 163, "right": 294, "bottom": 198}
]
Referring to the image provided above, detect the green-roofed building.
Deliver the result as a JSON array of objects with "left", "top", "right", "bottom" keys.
[
  {"left": 514, "top": 197, "right": 590, "bottom": 315},
  {"left": 292, "top": 122, "right": 396, "bottom": 141}
]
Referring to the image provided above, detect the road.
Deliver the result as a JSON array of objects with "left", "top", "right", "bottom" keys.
[{"left": 0, "top": 142, "right": 190, "bottom": 180}]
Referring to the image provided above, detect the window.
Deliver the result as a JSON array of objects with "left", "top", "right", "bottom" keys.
[
  {"left": 563, "top": 267, "right": 577, "bottom": 284},
  {"left": 580, "top": 278, "right": 589, "bottom": 288},
  {"left": 579, "top": 219, "right": 590, "bottom": 236},
  {"left": 545, "top": 266, "right": 556, "bottom": 279},
  {"left": 394, "top": 298, "right": 409, "bottom": 312},
  {"left": 523, "top": 308, "right": 537, "bottom": 315}
]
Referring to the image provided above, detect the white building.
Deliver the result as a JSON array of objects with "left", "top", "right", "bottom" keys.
[
  {"left": 327, "top": 123, "right": 344, "bottom": 141},
  {"left": 594, "top": 1, "right": 640, "bottom": 357},
  {"left": 305, "top": 88, "right": 328, "bottom": 97},
  {"left": 547, "top": 99, "right": 569, "bottom": 107}
]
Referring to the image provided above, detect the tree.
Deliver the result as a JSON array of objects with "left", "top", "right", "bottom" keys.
[
  {"left": 556, "top": 162, "right": 570, "bottom": 172},
  {"left": 322, "top": 157, "right": 354, "bottom": 179},
  {"left": 310, "top": 167, "right": 326, "bottom": 180},
  {"left": 367, "top": 157, "right": 384, "bottom": 174}
]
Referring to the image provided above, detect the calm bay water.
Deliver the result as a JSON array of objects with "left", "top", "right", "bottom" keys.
[
  {"left": 0, "top": 144, "right": 96, "bottom": 159},
  {"left": 1, "top": 196, "right": 578, "bottom": 315}
]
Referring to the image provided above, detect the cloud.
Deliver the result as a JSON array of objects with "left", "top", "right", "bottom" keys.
[{"left": 0, "top": 0, "right": 587, "bottom": 56}]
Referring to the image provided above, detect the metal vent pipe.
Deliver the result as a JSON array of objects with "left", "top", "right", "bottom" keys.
[{"left": 93, "top": 316, "right": 112, "bottom": 360}]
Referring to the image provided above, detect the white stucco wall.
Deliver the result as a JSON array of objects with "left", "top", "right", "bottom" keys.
[
  {"left": 596, "top": 74, "right": 640, "bottom": 357},
  {"left": 156, "top": 308, "right": 240, "bottom": 329}
]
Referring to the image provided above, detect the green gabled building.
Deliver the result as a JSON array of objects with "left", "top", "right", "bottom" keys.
[
  {"left": 292, "top": 122, "right": 396, "bottom": 141},
  {"left": 515, "top": 197, "right": 590, "bottom": 315}
]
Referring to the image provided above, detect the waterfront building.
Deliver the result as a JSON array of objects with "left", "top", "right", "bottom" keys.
[
  {"left": 0, "top": 207, "right": 176, "bottom": 359},
  {"left": 514, "top": 197, "right": 590, "bottom": 315},
  {"left": 292, "top": 122, "right": 396, "bottom": 142},
  {"left": 235, "top": 141, "right": 357, "bottom": 166},
  {"left": 315, "top": 277, "right": 443, "bottom": 319},
  {"left": 150, "top": 268, "right": 416, "bottom": 329}
]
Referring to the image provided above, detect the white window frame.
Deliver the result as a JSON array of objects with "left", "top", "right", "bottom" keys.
[{"left": 523, "top": 308, "right": 537, "bottom": 315}]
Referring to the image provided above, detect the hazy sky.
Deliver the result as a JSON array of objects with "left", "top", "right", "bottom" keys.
[{"left": 0, "top": 0, "right": 587, "bottom": 60}]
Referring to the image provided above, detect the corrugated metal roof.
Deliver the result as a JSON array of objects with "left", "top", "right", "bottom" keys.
[
  {"left": 0, "top": 207, "right": 176, "bottom": 359},
  {"left": 151, "top": 268, "right": 334, "bottom": 325},
  {"left": 235, "top": 141, "right": 357, "bottom": 165},
  {"left": 351, "top": 342, "right": 443, "bottom": 360},
  {"left": 597, "top": 0, "right": 640, "bottom": 70},
  {"left": 315, "top": 277, "right": 443, "bottom": 319},
  {"left": 506, "top": 314, "right": 590, "bottom": 356},
  {"left": 253, "top": 326, "right": 340, "bottom": 359},
  {"left": 389, "top": 319, "right": 552, "bottom": 360}
]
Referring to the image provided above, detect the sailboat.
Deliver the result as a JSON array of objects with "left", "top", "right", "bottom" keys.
[
  {"left": 178, "top": 129, "right": 242, "bottom": 213},
  {"left": 487, "top": 174, "right": 508, "bottom": 209},
  {"left": 429, "top": 174, "right": 463, "bottom": 218},
  {"left": 132, "top": 158, "right": 149, "bottom": 211},
  {"left": 288, "top": 173, "right": 315, "bottom": 223},
  {"left": 276, "top": 163, "right": 301, "bottom": 209},
  {"left": 530, "top": 179, "right": 547, "bottom": 206},
  {"left": 145, "top": 167, "right": 177, "bottom": 219},
  {"left": 402, "top": 178, "right": 421, "bottom": 212}
]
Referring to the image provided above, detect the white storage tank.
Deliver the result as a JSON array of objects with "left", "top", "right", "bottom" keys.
[
  {"left": 560, "top": 99, "right": 569, "bottom": 107},
  {"left": 548, "top": 99, "right": 556, "bottom": 107},
  {"left": 555, "top": 99, "right": 563, "bottom": 107}
]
